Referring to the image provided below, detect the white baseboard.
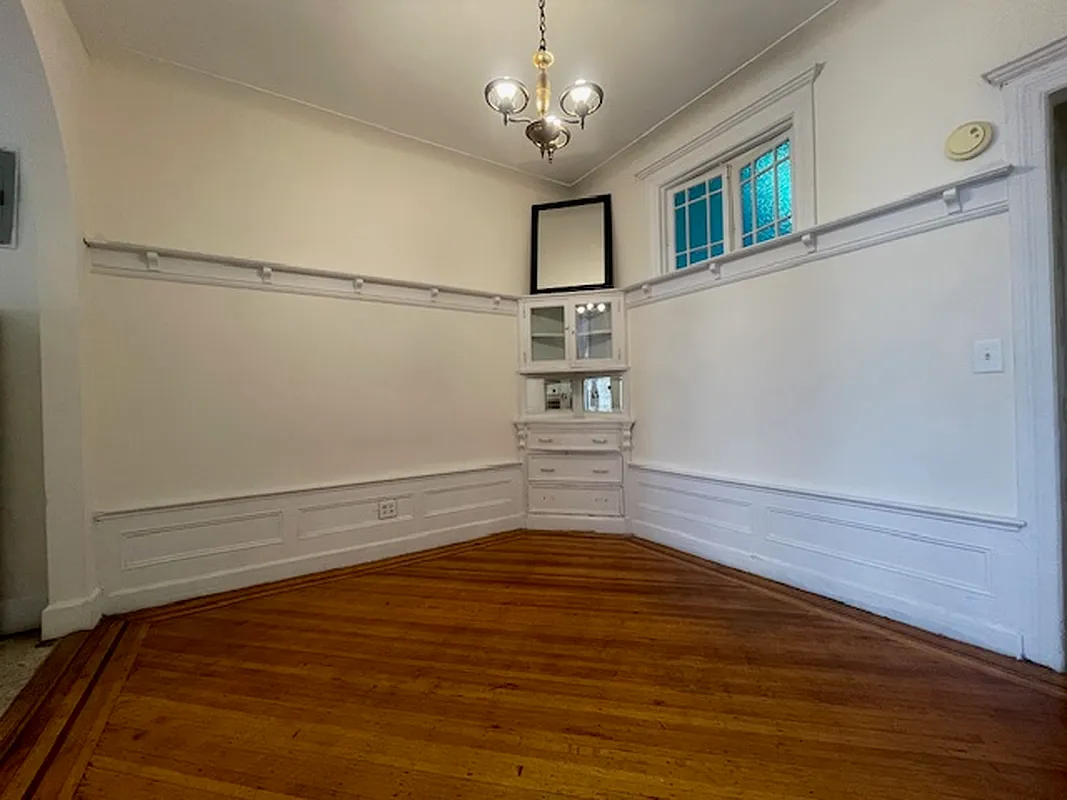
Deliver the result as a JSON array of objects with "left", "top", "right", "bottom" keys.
[
  {"left": 41, "top": 588, "right": 102, "bottom": 641},
  {"left": 627, "top": 463, "right": 1028, "bottom": 658},
  {"left": 1, "top": 594, "right": 47, "bottom": 635},
  {"left": 526, "top": 514, "right": 629, "bottom": 534},
  {"left": 94, "top": 463, "right": 524, "bottom": 616}
]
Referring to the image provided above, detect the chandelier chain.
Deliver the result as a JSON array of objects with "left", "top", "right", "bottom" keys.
[{"left": 538, "top": 0, "right": 547, "bottom": 52}]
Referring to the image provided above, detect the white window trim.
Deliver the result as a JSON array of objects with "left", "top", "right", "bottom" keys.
[{"left": 639, "top": 64, "right": 822, "bottom": 275}]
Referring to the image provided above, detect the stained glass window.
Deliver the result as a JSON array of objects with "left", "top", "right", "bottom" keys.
[
  {"left": 672, "top": 172, "right": 726, "bottom": 270},
  {"left": 737, "top": 136, "right": 792, "bottom": 248},
  {"left": 666, "top": 131, "right": 794, "bottom": 269}
]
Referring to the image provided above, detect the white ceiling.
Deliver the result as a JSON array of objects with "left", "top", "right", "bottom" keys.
[{"left": 63, "top": 0, "right": 836, "bottom": 185}]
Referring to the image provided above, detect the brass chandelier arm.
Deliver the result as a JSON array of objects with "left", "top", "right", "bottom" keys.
[{"left": 482, "top": 0, "right": 602, "bottom": 162}]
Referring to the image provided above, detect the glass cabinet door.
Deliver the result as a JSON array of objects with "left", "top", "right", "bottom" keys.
[
  {"left": 529, "top": 304, "right": 568, "bottom": 364},
  {"left": 573, "top": 300, "right": 614, "bottom": 362}
]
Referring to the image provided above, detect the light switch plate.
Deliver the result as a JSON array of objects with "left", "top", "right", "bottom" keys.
[{"left": 973, "top": 339, "right": 1004, "bottom": 374}]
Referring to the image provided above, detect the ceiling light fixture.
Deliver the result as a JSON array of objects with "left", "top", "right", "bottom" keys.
[{"left": 483, "top": 0, "right": 604, "bottom": 163}]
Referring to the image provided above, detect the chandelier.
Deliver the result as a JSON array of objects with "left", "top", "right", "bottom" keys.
[{"left": 483, "top": 0, "right": 604, "bottom": 163}]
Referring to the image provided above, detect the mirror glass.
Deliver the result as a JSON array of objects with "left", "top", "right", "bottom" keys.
[
  {"left": 531, "top": 195, "right": 613, "bottom": 293},
  {"left": 525, "top": 378, "right": 574, "bottom": 414},
  {"left": 583, "top": 376, "right": 623, "bottom": 414}
]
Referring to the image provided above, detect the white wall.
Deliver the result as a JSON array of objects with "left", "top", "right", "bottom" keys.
[
  {"left": 630, "top": 216, "right": 1016, "bottom": 516},
  {"left": 0, "top": 0, "right": 92, "bottom": 635},
  {"left": 87, "top": 275, "right": 520, "bottom": 511},
  {"left": 581, "top": 0, "right": 1067, "bottom": 512},
  {"left": 0, "top": 3, "right": 48, "bottom": 633},
  {"left": 76, "top": 55, "right": 534, "bottom": 514},
  {"left": 576, "top": 1, "right": 1067, "bottom": 663},
  {"left": 587, "top": 0, "right": 1067, "bottom": 287},
  {"left": 83, "top": 56, "right": 560, "bottom": 295}
]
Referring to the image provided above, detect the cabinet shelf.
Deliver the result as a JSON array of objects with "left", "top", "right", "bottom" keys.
[
  {"left": 531, "top": 333, "right": 566, "bottom": 339},
  {"left": 576, "top": 330, "right": 612, "bottom": 337}
]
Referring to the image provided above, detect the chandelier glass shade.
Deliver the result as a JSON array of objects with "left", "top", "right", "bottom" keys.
[{"left": 483, "top": 0, "right": 604, "bottom": 162}]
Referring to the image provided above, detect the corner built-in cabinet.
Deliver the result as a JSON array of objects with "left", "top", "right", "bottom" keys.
[
  {"left": 521, "top": 292, "right": 627, "bottom": 373},
  {"left": 517, "top": 291, "right": 633, "bottom": 533}
]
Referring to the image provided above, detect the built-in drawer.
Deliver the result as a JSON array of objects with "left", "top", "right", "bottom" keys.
[
  {"left": 528, "top": 486, "right": 623, "bottom": 517},
  {"left": 527, "top": 429, "right": 620, "bottom": 451},
  {"left": 529, "top": 454, "right": 622, "bottom": 484}
]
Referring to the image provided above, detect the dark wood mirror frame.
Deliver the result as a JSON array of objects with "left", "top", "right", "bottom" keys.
[{"left": 530, "top": 194, "right": 614, "bottom": 295}]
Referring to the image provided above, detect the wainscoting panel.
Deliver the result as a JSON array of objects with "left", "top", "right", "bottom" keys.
[
  {"left": 627, "top": 463, "right": 1029, "bottom": 657},
  {"left": 95, "top": 463, "right": 524, "bottom": 614}
]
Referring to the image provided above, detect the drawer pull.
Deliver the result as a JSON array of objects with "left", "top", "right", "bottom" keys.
[
  {"left": 538, "top": 437, "right": 555, "bottom": 443},
  {"left": 539, "top": 467, "right": 557, "bottom": 474},
  {"left": 592, "top": 469, "right": 611, "bottom": 475},
  {"left": 591, "top": 438, "right": 609, "bottom": 444}
]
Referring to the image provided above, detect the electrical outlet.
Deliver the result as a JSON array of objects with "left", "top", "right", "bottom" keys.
[{"left": 377, "top": 498, "right": 398, "bottom": 520}]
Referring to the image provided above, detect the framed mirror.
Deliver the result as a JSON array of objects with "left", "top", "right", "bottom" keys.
[{"left": 530, "top": 194, "right": 613, "bottom": 294}]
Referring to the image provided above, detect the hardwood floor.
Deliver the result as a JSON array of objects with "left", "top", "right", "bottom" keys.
[{"left": 2, "top": 531, "right": 1066, "bottom": 798}]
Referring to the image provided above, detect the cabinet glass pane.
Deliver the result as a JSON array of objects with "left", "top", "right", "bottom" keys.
[
  {"left": 574, "top": 301, "right": 613, "bottom": 361},
  {"left": 530, "top": 305, "right": 566, "bottom": 362},
  {"left": 583, "top": 376, "right": 622, "bottom": 413}
]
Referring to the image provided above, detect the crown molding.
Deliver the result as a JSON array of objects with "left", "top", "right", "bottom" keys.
[
  {"left": 634, "top": 63, "right": 824, "bottom": 181},
  {"left": 983, "top": 35, "right": 1067, "bottom": 87}
]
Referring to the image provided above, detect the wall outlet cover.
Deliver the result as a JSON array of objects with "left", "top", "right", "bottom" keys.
[{"left": 378, "top": 498, "right": 399, "bottom": 520}]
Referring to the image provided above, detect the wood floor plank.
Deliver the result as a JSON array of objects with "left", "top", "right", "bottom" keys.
[{"left": 5, "top": 532, "right": 1067, "bottom": 798}]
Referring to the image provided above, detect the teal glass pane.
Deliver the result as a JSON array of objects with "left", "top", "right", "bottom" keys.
[
  {"left": 674, "top": 206, "right": 687, "bottom": 254},
  {"left": 711, "top": 242, "right": 725, "bottom": 257},
  {"left": 741, "top": 179, "right": 753, "bottom": 235},
  {"left": 687, "top": 198, "right": 708, "bottom": 248},
  {"left": 709, "top": 191, "right": 724, "bottom": 244},
  {"left": 779, "top": 218, "right": 793, "bottom": 235},
  {"left": 776, "top": 140, "right": 791, "bottom": 161},
  {"left": 742, "top": 234, "right": 754, "bottom": 248},
  {"left": 740, "top": 164, "right": 752, "bottom": 181},
  {"left": 756, "top": 148, "right": 774, "bottom": 172},
  {"left": 691, "top": 247, "right": 709, "bottom": 264},
  {"left": 676, "top": 253, "right": 688, "bottom": 269},
  {"left": 709, "top": 175, "right": 723, "bottom": 192},
  {"left": 756, "top": 169, "right": 775, "bottom": 227},
  {"left": 777, "top": 159, "right": 793, "bottom": 220},
  {"left": 673, "top": 191, "right": 685, "bottom": 208},
  {"left": 687, "top": 183, "right": 707, "bottom": 201},
  {"left": 757, "top": 226, "right": 776, "bottom": 243}
]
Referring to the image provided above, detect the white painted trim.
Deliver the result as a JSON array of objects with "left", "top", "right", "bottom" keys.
[
  {"left": 983, "top": 35, "right": 1067, "bottom": 88},
  {"left": 0, "top": 594, "right": 47, "bottom": 635},
  {"left": 41, "top": 588, "right": 102, "bottom": 641},
  {"left": 574, "top": 1, "right": 843, "bottom": 186},
  {"left": 627, "top": 464, "right": 1028, "bottom": 658},
  {"left": 85, "top": 239, "right": 520, "bottom": 316},
  {"left": 626, "top": 164, "right": 1011, "bottom": 308},
  {"left": 94, "top": 460, "right": 523, "bottom": 520},
  {"left": 94, "top": 463, "right": 525, "bottom": 616},
  {"left": 102, "top": 516, "right": 523, "bottom": 615},
  {"left": 526, "top": 514, "right": 629, "bottom": 534},
  {"left": 640, "top": 65, "right": 822, "bottom": 275},
  {"left": 984, "top": 42, "right": 1067, "bottom": 671},
  {"left": 636, "top": 65, "right": 823, "bottom": 180},
  {"left": 634, "top": 521, "right": 1022, "bottom": 658},
  {"left": 630, "top": 463, "right": 1026, "bottom": 532}
]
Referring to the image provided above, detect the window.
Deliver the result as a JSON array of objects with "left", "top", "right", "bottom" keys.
[
  {"left": 642, "top": 64, "right": 819, "bottom": 275},
  {"left": 670, "top": 131, "right": 793, "bottom": 270}
]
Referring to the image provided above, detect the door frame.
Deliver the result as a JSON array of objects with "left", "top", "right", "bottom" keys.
[{"left": 985, "top": 35, "right": 1067, "bottom": 671}]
